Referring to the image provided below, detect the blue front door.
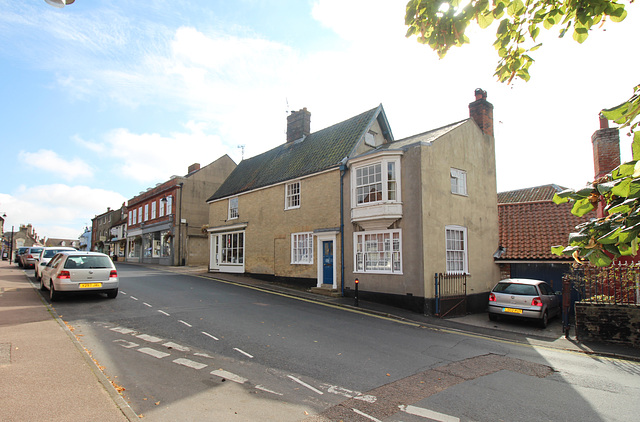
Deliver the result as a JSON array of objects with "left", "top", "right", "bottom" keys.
[{"left": 322, "top": 241, "right": 333, "bottom": 285}]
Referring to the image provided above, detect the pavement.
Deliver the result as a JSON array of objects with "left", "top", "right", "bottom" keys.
[{"left": 1, "top": 259, "right": 638, "bottom": 422}]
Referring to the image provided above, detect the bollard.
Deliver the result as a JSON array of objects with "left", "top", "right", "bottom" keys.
[{"left": 354, "top": 278, "right": 359, "bottom": 307}]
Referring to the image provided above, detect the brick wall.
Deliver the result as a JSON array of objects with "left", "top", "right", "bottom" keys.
[
  {"left": 575, "top": 303, "right": 640, "bottom": 348},
  {"left": 592, "top": 127, "right": 620, "bottom": 180}
]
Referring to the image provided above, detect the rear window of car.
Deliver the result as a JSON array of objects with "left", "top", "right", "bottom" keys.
[
  {"left": 493, "top": 282, "right": 539, "bottom": 296},
  {"left": 64, "top": 256, "right": 112, "bottom": 269}
]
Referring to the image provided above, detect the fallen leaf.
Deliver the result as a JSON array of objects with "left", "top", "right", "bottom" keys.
[{"left": 155, "top": 401, "right": 160, "bottom": 406}]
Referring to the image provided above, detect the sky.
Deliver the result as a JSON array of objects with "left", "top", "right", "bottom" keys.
[{"left": 0, "top": 0, "right": 638, "bottom": 240}]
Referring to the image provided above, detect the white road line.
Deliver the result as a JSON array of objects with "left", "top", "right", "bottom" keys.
[
  {"left": 158, "top": 310, "right": 170, "bottom": 316},
  {"left": 138, "top": 347, "right": 170, "bottom": 359},
  {"left": 233, "top": 348, "right": 254, "bottom": 358},
  {"left": 326, "top": 385, "right": 376, "bottom": 403},
  {"left": 211, "top": 369, "right": 247, "bottom": 384},
  {"left": 173, "top": 358, "right": 207, "bottom": 370},
  {"left": 121, "top": 291, "right": 127, "bottom": 295},
  {"left": 287, "top": 375, "right": 323, "bottom": 395},
  {"left": 136, "top": 334, "right": 163, "bottom": 343},
  {"left": 255, "top": 385, "right": 283, "bottom": 396},
  {"left": 114, "top": 339, "right": 139, "bottom": 349},
  {"left": 194, "top": 352, "right": 215, "bottom": 359},
  {"left": 179, "top": 320, "right": 192, "bottom": 327},
  {"left": 201, "top": 331, "right": 219, "bottom": 341},
  {"left": 399, "top": 405, "right": 460, "bottom": 422},
  {"left": 130, "top": 296, "right": 139, "bottom": 301},
  {"left": 110, "top": 327, "right": 135, "bottom": 335},
  {"left": 352, "top": 409, "right": 382, "bottom": 422},
  {"left": 163, "top": 342, "right": 190, "bottom": 352},
  {"left": 143, "top": 302, "right": 152, "bottom": 307}
]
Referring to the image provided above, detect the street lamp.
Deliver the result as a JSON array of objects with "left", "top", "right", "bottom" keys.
[{"left": 45, "top": 0, "right": 75, "bottom": 8}]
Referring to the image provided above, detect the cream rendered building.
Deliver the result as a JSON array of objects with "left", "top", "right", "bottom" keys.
[{"left": 207, "top": 90, "right": 501, "bottom": 314}]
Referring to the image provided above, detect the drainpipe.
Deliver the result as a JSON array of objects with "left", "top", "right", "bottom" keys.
[
  {"left": 178, "top": 182, "right": 184, "bottom": 266},
  {"left": 339, "top": 157, "right": 348, "bottom": 297}
]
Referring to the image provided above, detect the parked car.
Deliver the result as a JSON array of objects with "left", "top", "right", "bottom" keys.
[
  {"left": 35, "top": 246, "right": 77, "bottom": 281},
  {"left": 488, "top": 278, "right": 561, "bottom": 328},
  {"left": 15, "top": 247, "right": 29, "bottom": 267},
  {"left": 19, "top": 246, "right": 44, "bottom": 269},
  {"left": 40, "top": 251, "right": 118, "bottom": 301}
]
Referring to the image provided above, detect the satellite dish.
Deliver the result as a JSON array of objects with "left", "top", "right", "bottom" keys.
[{"left": 45, "top": 0, "right": 75, "bottom": 8}]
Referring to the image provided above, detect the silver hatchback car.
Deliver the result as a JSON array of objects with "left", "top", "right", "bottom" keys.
[
  {"left": 488, "top": 278, "right": 561, "bottom": 328},
  {"left": 39, "top": 251, "right": 118, "bottom": 301}
]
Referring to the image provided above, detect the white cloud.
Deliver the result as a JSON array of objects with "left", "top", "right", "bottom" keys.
[
  {"left": 18, "top": 149, "right": 93, "bottom": 180},
  {"left": 1, "top": 186, "right": 127, "bottom": 240}
]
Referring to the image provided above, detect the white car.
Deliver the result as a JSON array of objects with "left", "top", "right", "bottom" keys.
[
  {"left": 35, "top": 247, "right": 77, "bottom": 281},
  {"left": 40, "top": 251, "right": 119, "bottom": 301}
]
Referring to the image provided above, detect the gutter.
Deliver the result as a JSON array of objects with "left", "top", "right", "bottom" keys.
[{"left": 339, "top": 156, "right": 348, "bottom": 297}]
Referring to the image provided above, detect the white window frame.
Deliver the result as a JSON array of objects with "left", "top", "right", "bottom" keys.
[
  {"left": 353, "top": 157, "right": 401, "bottom": 206},
  {"left": 159, "top": 199, "right": 165, "bottom": 217},
  {"left": 138, "top": 207, "right": 142, "bottom": 224},
  {"left": 353, "top": 229, "right": 402, "bottom": 274},
  {"left": 228, "top": 197, "right": 239, "bottom": 220},
  {"left": 291, "top": 232, "right": 313, "bottom": 264},
  {"left": 445, "top": 225, "right": 468, "bottom": 274},
  {"left": 151, "top": 201, "right": 157, "bottom": 220},
  {"left": 144, "top": 204, "right": 149, "bottom": 222},
  {"left": 285, "top": 181, "right": 301, "bottom": 210},
  {"left": 450, "top": 168, "right": 467, "bottom": 196},
  {"left": 167, "top": 196, "right": 173, "bottom": 215}
]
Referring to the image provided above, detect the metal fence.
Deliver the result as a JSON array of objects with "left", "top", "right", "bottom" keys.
[
  {"left": 563, "top": 262, "right": 640, "bottom": 305},
  {"left": 435, "top": 272, "right": 467, "bottom": 317}
]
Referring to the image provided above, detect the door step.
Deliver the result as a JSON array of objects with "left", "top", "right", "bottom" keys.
[{"left": 310, "top": 287, "right": 342, "bottom": 298}]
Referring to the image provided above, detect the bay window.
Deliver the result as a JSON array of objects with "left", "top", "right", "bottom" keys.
[{"left": 354, "top": 230, "right": 402, "bottom": 274}]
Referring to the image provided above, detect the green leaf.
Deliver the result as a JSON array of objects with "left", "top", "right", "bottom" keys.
[
  {"left": 551, "top": 245, "right": 568, "bottom": 256},
  {"left": 612, "top": 162, "right": 636, "bottom": 179},
  {"left": 610, "top": 177, "right": 631, "bottom": 197},
  {"left": 585, "top": 249, "right": 613, "bottom": 267},
  {"left": 571, "top": 197, "right": 595, "bottom": 217},
  {"left": 552, "top": 190, "right": 572, "bottom": 204},
  {"left": 633, "top": 134, "right": 640, "bottom": 161},
  {"left": 478, "top": 12, "right": 494, "bottom": 29},
  {"left": 573, "top": 27, "right": 589, "bottom": 44},
  {"left": 597, "top": 227, "right": 622, "bottom": 244}
]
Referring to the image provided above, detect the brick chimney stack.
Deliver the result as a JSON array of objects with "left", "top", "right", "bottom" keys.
[
  {"left": 592, "top": 113, "right": 620, "bottom": 180},
  {"left": 188, "top": 163, "right": 201, "bottom": 173},
  {"left": 468, "top": 88, "right": 494, "bottom": 137},
  {"left": 287, "top": 108, "right": 311, "bottom": 143}
]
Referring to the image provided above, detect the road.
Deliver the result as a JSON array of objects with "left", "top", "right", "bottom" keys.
[{"left": 36, "top": 263, "right": 640, "bottom": 421}]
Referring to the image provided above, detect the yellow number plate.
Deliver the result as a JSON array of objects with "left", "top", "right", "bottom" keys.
[
  {"left": 503, "top": 307, "right": 523, "bottom": 314},
  {"left": 79, "top": 283, "right": 102, "bottom": 288}
]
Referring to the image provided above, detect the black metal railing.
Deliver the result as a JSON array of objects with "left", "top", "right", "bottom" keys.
[{"left": 563, "top": 262, "right": 640, "bottom": 305}]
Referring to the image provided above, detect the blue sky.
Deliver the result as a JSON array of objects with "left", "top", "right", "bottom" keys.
[{"left": 0, "top": 0, "right": 638, "bottom": 240}]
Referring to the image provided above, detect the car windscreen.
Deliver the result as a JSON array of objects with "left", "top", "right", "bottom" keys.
[
  {"left": 44, "top": 249, "right": 71, "bottom": 258},
  {"left": 492, "top": 283, "right": 538, "bottom": 296},
  {"left": 31, "top": 248, "right": 44, "bottom": 254},
  {"left": 64, "top": 256, "right": 112, "bottom": 269}
]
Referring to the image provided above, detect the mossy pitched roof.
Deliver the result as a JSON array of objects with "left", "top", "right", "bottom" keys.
[{"left": 208, "top": 105, "right": 391, "bottom": 202}]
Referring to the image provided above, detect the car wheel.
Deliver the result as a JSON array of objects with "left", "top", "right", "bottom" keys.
[
  {"left": 106, "top": 288, "right": 118, "bottom": 299},
  {"left": 49, "top": 281, "right": 60, "bottom": 302},
  {"left": 488, "top": 313, "right": 498, "bottom": 322},
  {"left": 539, "top": 311, "right": 548, "bottom": 329}
]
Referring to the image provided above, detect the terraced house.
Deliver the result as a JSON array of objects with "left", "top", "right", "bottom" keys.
[{"left": 206, "top": 90, "right": 501, "bottom": 314}]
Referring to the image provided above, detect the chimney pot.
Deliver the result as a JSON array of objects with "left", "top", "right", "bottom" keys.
[{"left": 599, "top": 113, "right": 609, "bottom": 129}]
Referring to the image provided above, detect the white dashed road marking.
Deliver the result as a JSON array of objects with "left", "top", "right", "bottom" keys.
[
  {"left": 138, "top": 347, "right": 170, "bottom": 359},
  {"left": 173, "top": 358, "right": 208, "bottom": 370},
  {"left": 256, "top": 385, "right": 283, "bottom": 396},
  {"left": 201, "top": 331, "right": 219, "bottom": 341},
  {"left": 130, "top": 296, "right": 139, "bottom": 301},
  {"left": 136, "top": 334, "right": 163, "bottom": 343},
  {"left": 233, "top": 347, "right": 254, "bottom": 358},
  {"left": 179, "top": 320, "right": 192, "bottom": 327},
  {"left": 163, "top": 342, "right": 190, "bottom": 352},
  {"left": 158, "top": 310, "right": 170, "bottom": 316},
  {"left": 211, "top": 369, "right": 248, "bottom": 384},
  {"left": 399, "top": 405, "right": 460, "bottom": 422},
  {"left": 114, "top": 339, "right": 139, "bottom": 349},
  {"left": 352, "top": 408, "right": 382, "bottom": 422},
  {"left": 143, "top": 302, "right": 152, "bottom": 307},
  {"left": 288, "top": 375, "right": 323, "bottom": 395},
  {"left": 111, "top": 327, "right": 135, "bottom": 335}
]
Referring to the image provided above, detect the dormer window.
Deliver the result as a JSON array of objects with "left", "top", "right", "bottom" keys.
[{"left": 364, "top": 131, "right": 376, "bottom": 147}]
